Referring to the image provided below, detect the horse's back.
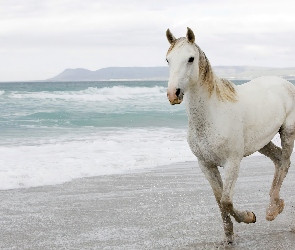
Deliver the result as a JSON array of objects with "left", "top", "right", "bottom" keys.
[
  {"left": 238, "top": 76, "right": 294, "bottom": 94},
  {"left": 237, "top": 76, "right": 295, "bottom": 109}
]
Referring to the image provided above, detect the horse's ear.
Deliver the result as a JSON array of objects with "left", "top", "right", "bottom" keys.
[
  {"left": 186, "top": 27, "right": 195, "bottom": 44},
  {"left": 166, "top": 29, "right": 176, "bottom": 44}
]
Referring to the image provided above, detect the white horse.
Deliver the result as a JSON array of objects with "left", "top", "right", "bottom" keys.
[{"left": 165, "top": 27, "right": 295, "bottom": 243}]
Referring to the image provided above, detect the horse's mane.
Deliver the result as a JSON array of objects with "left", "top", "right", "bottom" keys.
[
  {"left": 195, "top": 44, "right": 237, "bottom": 102},
  {"left": 167, "top": 38, "right": 237, "bottom": 102}
]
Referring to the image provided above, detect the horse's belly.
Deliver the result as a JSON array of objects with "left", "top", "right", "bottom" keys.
[
  {"left": 243, "top": 113, "right": 284, "bottom": 156},
  {"left": 243, "top": 129, "right": 279, "bottom": 156}
]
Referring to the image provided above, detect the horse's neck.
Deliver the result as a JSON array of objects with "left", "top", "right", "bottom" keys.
[
  {"left": 185, "top": 83, "right": 213, "bottom": 125},
  {"left": 185, "top": 75, "right": 232, "bottom": 127}
]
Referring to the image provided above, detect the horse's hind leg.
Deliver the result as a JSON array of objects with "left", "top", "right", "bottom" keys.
[
  {"left": 266, "top": 126, "right": 295, "bottom": 221},
  {"left": 198, "top": 160, "right": 234, "bottom": 243},
  {"left": 259, "top": 141, "right": 282, "bottom": 197}
]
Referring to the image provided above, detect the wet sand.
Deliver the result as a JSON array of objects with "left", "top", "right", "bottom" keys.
[{"left": 0, "top": 155, "right": 295, "bottom": 249}]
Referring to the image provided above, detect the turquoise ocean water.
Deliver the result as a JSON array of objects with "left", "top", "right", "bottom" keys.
[{"left": 0, "top": 80, "right": 293, "bottom": 189}]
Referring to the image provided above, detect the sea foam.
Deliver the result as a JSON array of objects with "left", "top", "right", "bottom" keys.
[{"left": 0, "top": 128, "right": 195, "bottom": 190}]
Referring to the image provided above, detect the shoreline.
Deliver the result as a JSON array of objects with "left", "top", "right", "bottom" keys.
[
  {"left": 0, "top": 155, "right": 295, "bottom": 249},
  {"left": 0, "top": 153, "right": 263, "bottom": 192}
]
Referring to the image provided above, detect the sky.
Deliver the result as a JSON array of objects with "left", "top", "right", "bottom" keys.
[{"left": 0, "top": 0, "right": 295, "bottom": 81}]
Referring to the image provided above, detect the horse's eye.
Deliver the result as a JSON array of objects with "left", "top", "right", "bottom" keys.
[
  {"left": 166, "top": 59, "right": 169, "bottom": 64},
  {"left": 188, "top": 57, "right": 194, "bottom": 63}
]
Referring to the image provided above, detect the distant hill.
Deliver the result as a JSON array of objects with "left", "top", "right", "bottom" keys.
[
  {"left": 46, "top": 66, "right": 295, "bottom": 81},
  {"left": 47, "top": 67, "right": 169, "bottom": 81}
]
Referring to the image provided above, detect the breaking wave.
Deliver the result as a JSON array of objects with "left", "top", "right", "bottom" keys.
[{"left": 9, "top": 86, "right": 167, "bottom": 101}]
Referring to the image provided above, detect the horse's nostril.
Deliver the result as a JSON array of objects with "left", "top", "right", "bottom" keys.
[{"left": 176, "top": 88, "right": 181, "bottom": 97}]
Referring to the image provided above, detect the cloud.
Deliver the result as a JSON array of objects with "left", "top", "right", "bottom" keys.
[{"left": 0, "top": 0, "right": 294, "bottom": 80}]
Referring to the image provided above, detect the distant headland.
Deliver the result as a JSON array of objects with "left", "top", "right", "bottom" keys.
[{"left": 46, "top": 66, "right": 295, "bottom": 81}]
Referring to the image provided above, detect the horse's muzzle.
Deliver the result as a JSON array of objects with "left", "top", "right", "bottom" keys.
[
  {"left": 167, "top": 88, "right": 183, "bottom": 105},
  {"left": 169, "top": 98, "right": 183, "bottom": 105}
]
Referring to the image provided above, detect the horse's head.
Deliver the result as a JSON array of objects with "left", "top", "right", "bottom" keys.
[{"left": 166, "top": 27, "right": 200, "bottom": 105}]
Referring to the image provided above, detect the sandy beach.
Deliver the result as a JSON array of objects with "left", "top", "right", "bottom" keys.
[{"left": 0, "top": 155, "right": 295, "bottom": 249}]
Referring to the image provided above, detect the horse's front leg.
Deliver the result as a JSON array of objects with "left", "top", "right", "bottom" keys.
[
  {"left": 221, "top": 159, "right": 256, "bottom": 224},
  {"left": 198, "top": 160, "right": 234, "bottom": 243}
]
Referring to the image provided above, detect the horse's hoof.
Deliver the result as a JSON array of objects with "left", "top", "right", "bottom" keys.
[
  {"left": 223, "top": 231, "right": 234, "bottom": 245},
  {"left": 244, "top": 211, "right": 256, "bottom": 224},
  {"left": 266, "top": 199, "right": 284, "bottom": 221},
  {"left": 252, "top": 212, "right": 256, "bottom": 223},
  {"left": 222, "top": 236, "right": 234, "bottom": 245}
]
